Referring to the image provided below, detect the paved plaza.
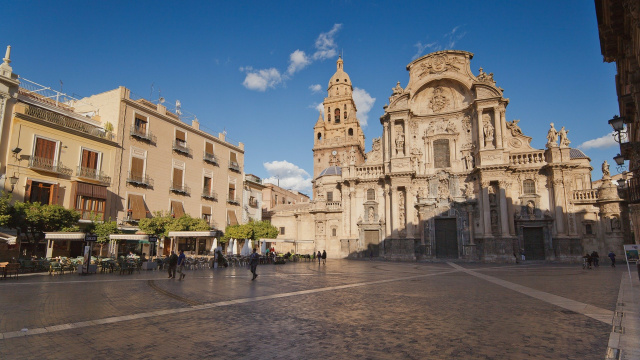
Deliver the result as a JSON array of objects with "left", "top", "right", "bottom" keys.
[{"left": 0, "top": 260, "right": 638, "bottom": 359}]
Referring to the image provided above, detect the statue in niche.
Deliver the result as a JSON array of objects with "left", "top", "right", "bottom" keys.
[
  {"left": 602, "top": 160, "right": 610, "bottom": 178},
  {"left": 429, "top": 86, "right": 449, "bottom": 113},
  {"left": 506, "top": 119, "right": 523, "bottom": 136},
  {"left": 392, "top": 81, "right": 403, "bottom": 95},
  {"left": 482, "top": 114, "right": 494, "bottom": 147},
  {"left": 546, "top": 123, "right": 558, "bottom": 148},
  {"left": 527, "top": 201, "right": 535, "bottom": 218},
  {"left": 395, "top": 125, "right": 405, "bottom": 156},
  {"left": 463, "top": 153, "right": 475, "bottom": 170},
  {"left": 464, "top": 183, "right": 474, "bottom": 198},
  {"left": 349, "top": 147, "right": 356, "bottom": 164},
  {"left": 558, "top": 127, "right": 570, "bottom": 147},
  {"left": 368, "top": 207, "right": 375, "bottom": 223},
  {"left": 438, "top": 178, "right": 450, "bottom": 200},
  {"left": 410, "top": 147, "right": 423, "bottom": 172},
  {"left": 445, "top": 121, "right": 456, "bottom": 133}
]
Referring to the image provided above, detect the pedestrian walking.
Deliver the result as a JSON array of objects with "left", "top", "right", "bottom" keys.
[
  {"left": 369, "top": 250, "right": 373, "bottom": 261},
  {"left": 608, "top": 251, "right": 616, "bottom": 267},
  {"left": 520, "top": 249, "right": 526, "bottom": 261},
  {"left": 168, "top": 251, "right": 178, "bottom": 279},
  {"left": 591, "top": 251, "right": 599, "bottom": 268},
  {"left": 249, "top": 248, "right": 259, "bottom": 280},
  {"left": 177, "top": 250, "right": 186, "bottom": 280},
  {"left": 322, "top": 250, "right": 327, "bottom": 265},
  {"left": 317, "top": 251, "right": 322, "bottom": 265}
]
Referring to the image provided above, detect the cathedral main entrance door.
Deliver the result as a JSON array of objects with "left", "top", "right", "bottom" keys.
[
  {"left": 523, "top": 227, "right": 545, "bottom": 260},
  {"left": 435, "top": 218, "right": 458, "bottom": 259},
  {"left": 364, "top": 230, "right": 379, "bottom": 257}
]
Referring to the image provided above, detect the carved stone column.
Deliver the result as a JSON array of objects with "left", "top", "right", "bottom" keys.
[
  {"left": 477, "top": 108, "right": 484, "bottom": 150},
  {"left": 482, "top": 181, "right": 492, "bottom": 236},
  {"left": 407, "top": 188, "right": 416, "bottom": 238},
  {"left": 493, "top": 108, "right": 503, "bottom": 148},
  {"left": 384, "top": 187, "right": 391, "bottom": 237},
  {"left": 498, "top": 181, "right": 510, "bottom": 236},
  {"left": 553, "top": 179, "right": 566, "bottom": 235}
]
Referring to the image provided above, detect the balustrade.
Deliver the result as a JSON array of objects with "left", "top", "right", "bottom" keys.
[{"left": 509, "top": 151, "right": 545, "bottom": 166}]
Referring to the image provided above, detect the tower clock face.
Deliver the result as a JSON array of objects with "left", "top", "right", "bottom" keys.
[{"left": 332, "top": 150, "right": 337, "bottom": 155}]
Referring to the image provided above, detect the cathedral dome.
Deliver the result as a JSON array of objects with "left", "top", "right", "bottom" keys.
[
  {"left": 318, "top": 166, "right": 342, "bottom": 177},
  {"left": 328, "top": 57, "right": 352, "bottom": 89}
]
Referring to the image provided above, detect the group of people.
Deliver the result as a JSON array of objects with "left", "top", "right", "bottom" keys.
[
  {"left": 167, "top": 250, "right": 187, "bottom": 280},
  {"left": 583, "top": 251, "right": 617, "bottom": 269},
  {"left": 316, "top": 250, "right": 327, "bottom": 265}
]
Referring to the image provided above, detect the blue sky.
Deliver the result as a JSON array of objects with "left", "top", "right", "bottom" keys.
[{"left": 1, "top": 1, "right": 620, "bottom": 194}]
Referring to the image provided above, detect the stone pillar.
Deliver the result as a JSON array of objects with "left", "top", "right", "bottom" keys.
[
  {"left": 407, "top": 188, "right": 415, "bottom": 238},
  {"left": 477, "top": 109, "right": 484, "bottom": 150},
  {"left": 553, "top": 179, "right": 566, "bottom": 235},
  {"left": 493, "top": 108, "right": 503, "bottom": 148},
  {"left": 499, "top": 181, "right": 510, "bottom": 236},
  {"left": 482, "top": 182, "right": 492, "bottom": 236},
  {"left": 384, "top": 188, "right": 391, "bottom": 237},
  {"left": 467, "top": 205, "right": 475, "bottom": 245}
]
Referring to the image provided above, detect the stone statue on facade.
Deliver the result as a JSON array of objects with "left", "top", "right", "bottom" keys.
[
  {"left": 482, "top": 114, "right": 494, "bottom": 147},
  {"left": 395, "top": 129, "right": 405, "bottom": 156},
  {"left": 602, "top": 160, "right": 610, "bottom": 178},
  {"left": 558, "top": 127, "right": 570, "bottom": 147},
  {"left": 506, "top": 119, "right": 523, "bottom": 136},
  {"left": 392, "top": 81, "right": 403, "bottom": 95},
  {"left": 368, "top": 207, "right": 375, "bottom": 223},
  {"left": 398, "top": 191, "right": 405, "bottom": 226},
  {"left": 546, "top": 123, "right": 558, "bottom": 148}
]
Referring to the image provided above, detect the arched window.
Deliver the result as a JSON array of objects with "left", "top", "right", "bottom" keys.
[
  {"left": 433, "top": 139, "right": 451, "bottom": 168},
  {"left": 328, "top": 108, "right": 331, "bottom": 122},
  {"left": 317, "top": 132, "right": 322, "bottom": 140},
  {"left": 332, "top": 228, "right": 337, "bottom": 237},
  {"left": 335, "top": 109, "right": 340, "bottom": 123},
  {"left": 348, "top": 128, "right": 353, "bottom": 136},
  {"left": 367, "top": 189, "right": 375, "bottom": 201},
  {"left": 523, "top": 180, "right": 535, "bottom": 194}
]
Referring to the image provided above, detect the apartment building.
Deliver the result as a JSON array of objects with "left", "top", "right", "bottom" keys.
[
  {"left": 243, "top": 174, "right": 265, "bottom": 223},
  {"left": 261, "top": 183, "right": 310, "bottom": 222},
  {"left": 75, "top": 87, "right": 245, "bottom": 241}
]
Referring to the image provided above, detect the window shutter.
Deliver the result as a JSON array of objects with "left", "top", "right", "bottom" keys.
[
  {"left": 129, "top": 195, "right": 146, "bottom": 220},
  {"left": 205, "top": 142, "right": 213, "bottom": 155},
  {"left": 227, "top": 210, "right": 238, "bottom": 226},
  {"left": 175, "top": 130, "right": 186, "bottom": 141},
  {"left": 173, "top": 168, "right": 183, "bottom": 188},
  {"left": 131, "top": 157, "right": 144, "bottom": 178},
  {"left": 230, "top": 152, "right": 237, "bottom": 163},
  {"left": 50, "top": 184, "right": 59, "bottom": 205},
  {"left": 171, "top": 201, "right": 184, "bottom": 218},
  {"left": 202, "top": 206, "right": 211, "bottom": 215}
]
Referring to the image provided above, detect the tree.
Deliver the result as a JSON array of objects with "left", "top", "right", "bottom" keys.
[
  {"left": 138, "top": 211, "right": 174, "bottom": 238},
  {"left": 5, "top": 201, "right": 80, "bottom": 257},
  {"left": 167, "top": 214, "right": 211, "bottom": 232},
  {"left": 222, "top": 224, "right": 253, "bottom": 243},
  {"left": 92, "top": 219, "right": 121, "bottom": 256},
  {"left": 247, "top": 220, "right": 278, "bottom": 240},
  {"left": 0, "top": 191, "right": 11, "bottom": 226}
]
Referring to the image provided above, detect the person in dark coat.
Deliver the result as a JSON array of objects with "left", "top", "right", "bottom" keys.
[
  {"left": 168, "top": 251, "right": 178, "bottom": 278},
  {"left": 322, "top": 250, "right": 327, "bottom": 265},
  {"left": 591, "top": 251, "right": 599, "bottom": 268},
  {"left": 249, "top": 248, "right": 259, "bottom": 280},
  {"left": 317, "top": 251, "right": 322, "bottom": 265},
  {"left": 608, "top": 251, "right": 616, "bottom": 267}
]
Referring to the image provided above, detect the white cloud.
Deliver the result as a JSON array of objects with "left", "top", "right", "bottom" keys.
[
  {"left": 287, "top": 50, "right": 310, "bottom": 75},
  {"left": 263, "top": 160, "right": 312, "bottom": 194},
  {"left": 242, "top": 68, "right": 282, "bottom": 91},
  {"left": 352, "top": 87, "right": 376, "bottom": 127},
  {"left": 309, "top": 84, "right": 322, "bottom": 93},
  {"left": 578, "top": 132, "right": 618, "bottom": 150},
  {"left": 313, "top": 24, "right": 342, "bottom": 60},
  {"left": 314, "top": 102, "right": 324, "bottom": 114},
  {"left": 412, "top": 26, "right": 466, "bottom": 60}
]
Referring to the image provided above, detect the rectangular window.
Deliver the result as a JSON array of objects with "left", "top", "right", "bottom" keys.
[
  {"left": 134, "top": 116, "right": 147, "bottom": 134},
  {"left": 280, "top": 227, "right": 285, "bottom": 235},
  {"left": 433, "top": 139, "right": 451, "bottom": 168},
  {"left": 26, "top": 180, "right": 57, "bottom": 205},
  {"left": 227, "top": 210, "right": 238, "bottom": 226},
  {"left": 171, "top": 200, "right": 184, "bottom": 218},
  {"left": 203, "top": 176, "right": 212, "bottom": 193},
  {"left": 127, "top": 194, "right": 146, "bottom": 220},
  {"left": 228, "top": 183, "right": 236, "bottom": 200},
  {"left": 173, "top": 168, "right": 183, "bottom": 188},
  {"left": 34, "top": 137, "right": 57, "bottom": 160},
  {"left": 75, "top": 195, "right": 105, "bottom": 220},
  {"left": 205, "top": 142, "right": 214, "bottom": 156},
  {"left": 202, "top": 206, "right": 212, "bottom": 223},
  {"left": 327, "top": 191, "right": 333, "bottom": 202},
  {"left": 81, "top": 149, "right": 100, "bottom": 170},
  {"left": 523, "top": 180, "right": 536, "bottom": 194},
  {"left": 367, "top": 189, "right": 376, "bottom": 201},
  {"left": 175, "top": 129, "right": 186, "bottom": 145},
  {"left": 130, "top": 157, "right": 145, "bottom": 179}
]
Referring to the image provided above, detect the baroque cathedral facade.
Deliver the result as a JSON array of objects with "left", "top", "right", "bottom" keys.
[{"left": 270, "top": 50, "right": 629, "bottom": 262}]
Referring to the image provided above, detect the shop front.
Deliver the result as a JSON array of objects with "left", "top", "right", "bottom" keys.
[
  {"left": 45, "top": 232, "right": 87, "bottom": 258},
  {"left": 108, "top": 234, "right": 152, "bottom": 258},
  {"left": 167, "top": 231, "right": 218, "bottom": 256}
]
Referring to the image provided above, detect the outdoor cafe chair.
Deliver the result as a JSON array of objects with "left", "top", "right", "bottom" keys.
[
  {"left": 5, "top": 263, "right": 19, "bottom": 279},
  {"left": 49, "top": 262, "right": 63, "bottom": 275}
]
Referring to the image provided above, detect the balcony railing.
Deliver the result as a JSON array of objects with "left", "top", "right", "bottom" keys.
[
  {"left": 355, "top": 164, "right": 384, "bottom": 179},
  {"left": 28, "top": 156, "right": 72, "bottom": 175},
  {"left": 249, "top": 199, "right": 259, "bottom": 208},
  {"left": 130, "top": 125, "right": 156, "bottom": 143},
  {"left": 509, "top": 151, "right": 546, "bottom": 166},
  {"left": 229, "top": 161, "right": 241, "bottom": 172},
  {"left": 572, "top": 189, "right": 598, "bottom": 203},
  {"left": 173, "top": 140, "right": 192, "bottom": 156},
  {"left": 202, "top": 188, "right": 218, "bottom": 201},
  {"left": 76, "top": 166, "right": 111, "bottom": 185},
  {"left": 170, "top": 184, "right": 191, "bottom": 195},
  {"left": 629, "top": 177, "right": 640, "bottom": 204},
  {"left": 227, "top": 197, "right": 240, "bottom": 205},
  {"left": 203, "top": 152, "right": 219, "bottom": 165},
  {"left": 126, "top": 172, "right": 153, "bottom": 187},
  {"left": 23, "top": 104, "right": 115, "bottom": 142}
]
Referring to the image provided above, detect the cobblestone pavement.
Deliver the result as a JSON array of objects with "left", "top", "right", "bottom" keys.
[{"left": 0, "top": 260, "right": 631, "bottom": 359}]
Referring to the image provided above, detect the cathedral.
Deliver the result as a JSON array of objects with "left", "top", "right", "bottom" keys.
[{"left": 270, "top": 50, "right": 629, "bottom": 262}]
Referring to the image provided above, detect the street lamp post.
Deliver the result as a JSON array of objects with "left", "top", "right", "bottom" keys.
[{"left": 608, "top": 115, "right": 627, "bottom": 172}]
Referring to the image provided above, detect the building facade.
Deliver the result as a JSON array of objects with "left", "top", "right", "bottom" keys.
[
  {"left": 243, "top": 174, "right": 265, "bottom": 223},
  {"left": 596, "top": 0, "right": 640, "bottom": 245},
  {"left": 271, "top": 51, "right": 629, "bottom": 261}
]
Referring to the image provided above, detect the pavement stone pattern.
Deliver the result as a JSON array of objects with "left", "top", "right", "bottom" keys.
[{"left": 0, "top": 260, "right": 635, "bottom": 359}]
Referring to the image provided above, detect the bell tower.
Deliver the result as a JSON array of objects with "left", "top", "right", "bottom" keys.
[{"left": 312, "top": 56, "right": 366, "bottom": 180}]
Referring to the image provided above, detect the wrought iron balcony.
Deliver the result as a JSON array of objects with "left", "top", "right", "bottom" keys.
[
  {"left": 130, "top": 125, "right": 156, "bottom": 143},
  {"left": 227, "top": 197, "right": 240, "bottom": 205},
  {"left": 173, "top": 140, "right": 192, "bottom": 156},
  {"left": 28, "top": 156, "right": 72, "bottom": 175},
  {"left": 126, "top": 172, "right": 153, "bottom": 187},
  {"left": 202, "top": 188, "right": 218, "bottom": 201},
  {"left": 203, "top": 152, "right": 219, "bottom": 165},
  {"left": 249, "top": 198, "right": 259, "bottom": 207},
  {"left": 76, "top": 166, "right": 111, "bottom": 185},
  {"left": 229, "top": 161, "right": 241, "bottom": 172},
  {"left": 22, "top": 104, "right": 115, "bottom": 142},
  {"left": 170, "top": 184, "right": 191, "bottom": 195}
]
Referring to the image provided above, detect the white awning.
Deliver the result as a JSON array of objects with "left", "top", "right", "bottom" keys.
[
  {"left": 109, "top": 234, "right": 149, "bottom": 240},
  {"left": 168, "top": 231, "right": 217, "bottom": 237},
  {"left": 259, "top": 239, "right": 314, "bottom": 244},
  {"left": 0, "top": 232, "right": 17, "bottom": 245},
  {"left": 45, "top": 232, "right": 86, "bottom": 240}
]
